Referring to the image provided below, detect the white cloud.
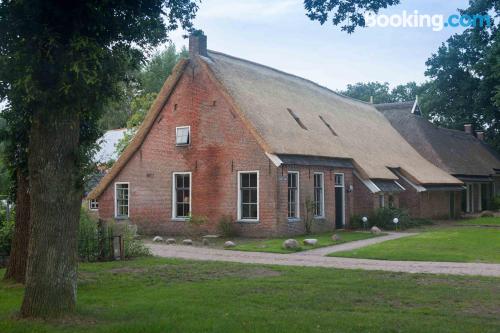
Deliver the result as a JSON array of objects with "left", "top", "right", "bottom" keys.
[{"left": 199, "top": 0, "right": 300, "bottom": 21}]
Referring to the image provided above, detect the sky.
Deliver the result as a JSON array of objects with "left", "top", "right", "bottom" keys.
[{"left": 168, "top": 0, "right": 470, "bottom": 91}]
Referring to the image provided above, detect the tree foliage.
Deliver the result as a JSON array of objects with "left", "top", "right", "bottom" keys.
[
  {"left": 0, "top": 0, "right": 198, "bottom": 318},
  {"left": 114, "top": 45, "right": 188, "bottom": 155},
  {"left": 304, "top": 0, "right": 401, "bottom": 32},
  {"left": 339, "top": 81, "right": 421, "bottom": 104},
  {"left": 421, "top": 0, "right": 500, "bottom": 152}
]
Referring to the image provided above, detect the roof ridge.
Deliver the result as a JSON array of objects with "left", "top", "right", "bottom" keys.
[{"left": 206, "top": 50, "right": 373, "bottom": 106}]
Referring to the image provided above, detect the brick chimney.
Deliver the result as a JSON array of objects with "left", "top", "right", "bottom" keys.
[
  {"left": 476, "top": 131, "right": 484, "bottom": 141},
  {"left": 464, "top": 124, "right": 473, "bottom": 135},
  {"left": 189, "top": 30, "right": 207, "bottom": 58}
]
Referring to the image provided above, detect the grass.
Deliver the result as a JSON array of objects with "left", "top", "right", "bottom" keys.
[
  {"left": 329, "top": 226, "right": 500, "bottom": 263},
  {"left": 1, "top": 257, "right": 500, "bottom": 332},
  {"left": 457, "top": 216, "right": 500, "bottom": 226},
  {"left": 229, "top": 230, "right": 382, "bottom": 253}
]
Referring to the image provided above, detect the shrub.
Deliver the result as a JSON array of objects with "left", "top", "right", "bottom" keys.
[
  {"left": 217, "top": 215, "right": 237, "bottom": 238},
  {"left": 481, "top": 211, "right": 495, "bottom": 218},
  {"left": 78, "top": 208, "right": 150, "bottom": 261},
  {"left": 304, "top": 198, "right": 316, "bottom": 235},
  {"left": 369, "top": 207, "right": 411, "bottom": 230},
  {"left": 0, "top": 202, "right": 14, "bottom": 255},
  {"left": 490, "top": 196, "right": 500, "bottom": 210},
  {"left": 186, "top": 214, "right": 209, "bottom": 237}
]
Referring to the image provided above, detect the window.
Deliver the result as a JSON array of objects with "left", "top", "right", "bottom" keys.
[
  {"left": 238, "top": 171, "right": 259, "bottom": 221},
  {"left": 313, "top": 173, "right": 324, "bottom": 217},
  {"left": 173, "top": 172, "right": 191, "bottom": 219},
  {"left": 176, "top": 126, "right": 190, "bottom": 146},
  {"left": 288, "top": 172, "right": 299, "bottom": 219},
  {"left": 379, "top": 194, "right": 385, "bottom": 208},
  {"left": 89, "top": 199, "right": 99, "bottom": 211},
  {"left": 115, "top": 183, "right": 129, "bottom": 218},
  {"left": 388, "top": 195, "right": 395, "bottom": 208}
]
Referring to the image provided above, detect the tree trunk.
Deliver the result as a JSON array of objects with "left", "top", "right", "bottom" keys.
[
  {"left": 3, "top": 170, "right": 31, "bottom": 283},
  {"left": 20, "top": 108, "right": 81, "bottom": 318}
]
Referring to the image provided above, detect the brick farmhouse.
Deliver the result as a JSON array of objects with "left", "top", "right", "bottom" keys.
[{"left": 88, "top": 34, "right": 465, "bottom": 237}]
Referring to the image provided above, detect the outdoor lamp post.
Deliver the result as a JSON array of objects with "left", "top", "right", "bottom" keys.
[
  {"left": 362, "top": 216, "right": 368, "bottom": 230},
  {"left": 393, "top": 217, "right": 399, "bottom": 231}
]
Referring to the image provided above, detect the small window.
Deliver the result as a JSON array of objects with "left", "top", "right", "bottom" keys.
[
  {"left": 176, "top": 126, "right": 190, "bottom": 146},
  {"left": 379, "top": 194, "right": 385, "bottom": 208},
  {"left": 115, "top": 183, "right": 129, "bottom": 218},
  {"left": 173, "top": 173, "right": 191, "bottom": 219},
  {"left": 313, "top": 173, "right": 324, "bottom": 217},
  {"left": 388, "top": 195, "right": 394, "bottom": 208},
  {"left": 238, "top": 171, "right": 259, "bottom": 221},
  {"left": 288, "top": 172, "right": 299, "bottom": 219},
  {"left": 89, "top": 199, "right": 99, "bottom": 211}
]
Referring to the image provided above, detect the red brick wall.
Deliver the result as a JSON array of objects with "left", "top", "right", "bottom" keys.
[{"left": 98, "top": 61, "right": 280, "bottom": 237}]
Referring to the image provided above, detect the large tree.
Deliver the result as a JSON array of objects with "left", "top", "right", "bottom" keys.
[
  {"left": 422, "top": 0, "right": 500, "bottom": 152},
  {"left": 339, "top": 81, "right": 421, "bottom": 104},
  {"left": 0, "top": 0, "right": 198, "bottom": 318}
]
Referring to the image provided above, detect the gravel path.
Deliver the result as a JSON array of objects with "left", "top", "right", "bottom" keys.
[
  {"left": 148, "top": 234, "right": 500, "bottom": 277},
  {"left": 295, "top": 232, "right": 416, "bottom": 256}
]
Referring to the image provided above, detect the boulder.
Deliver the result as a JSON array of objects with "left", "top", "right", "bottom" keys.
[
  {"left": 224, "top": 241, "right": 236, "bottom": 248},
  {"left": 303, "top": 238, "right": 318, "bottom": 246},
  {"left": 182, "top": 239, "right": 193, "bottom": 245},
  {"left": 152, "top": 236, "right": 164, "bottom": 242},
  {"left": 331, "top": 234, "right": 341, "bottom": 241},
  {"left": 283, "top": 239, "right": 299, "bottom": 249},
  {"left": 166, "top": 238, "right": 176, "bottom": 245},
  {"left": 370, "top": 226, "right": 382, "bottom": 234}
]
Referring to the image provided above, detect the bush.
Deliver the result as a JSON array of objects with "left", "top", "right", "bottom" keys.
[
  {"left": 186, "top": 214, "right": 208, "bottom": 237},
  {"left": 347, "top": 207, "right": 431, "bottom": 231},
  {"left": 78, "top": 208, "right": 150, "bottom": 261},
  {"left": 490, "top": 196, "right": 500, "bottom": 210},
  {"left": 0, "top": 202, "right": 14, "bottom": 255},
  {"left": 481, "top": 211, "right": 495, "bottom": 218},
  {"left": 217, "top": 215, "right": 237, "bottom": 238},
  {"left": 0, "top": 218, "right": 14, "bottom": 255}
]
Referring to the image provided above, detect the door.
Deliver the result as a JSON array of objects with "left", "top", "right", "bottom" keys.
[
  {"left": 334, "top": 173, "right": 345, "bottom": 229},
  {"left": 449, "top": 192, "right": 455, "bottom": 219}
]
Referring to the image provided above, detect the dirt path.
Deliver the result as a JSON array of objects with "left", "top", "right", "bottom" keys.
[
  {"left": 148, "top": 236, "right": 500, "bottom": 277},
  {"left": 295, "top": 232, "right": 416, "bottom": 256}
]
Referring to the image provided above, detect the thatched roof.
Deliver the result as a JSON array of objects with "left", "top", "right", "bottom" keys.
[
  {"left": 88, "top": 52, "right": 462, "bottom": 200},
  {"left": 203, "top": 51, "right": 460, "bottom": 184},
  {"left": 377, "top": 102, "right": 500, "bottom": 177}
]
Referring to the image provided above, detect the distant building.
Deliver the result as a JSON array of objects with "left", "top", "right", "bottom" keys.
[{"left": 377, "top": 100, "right": 500, "bottom": 214}]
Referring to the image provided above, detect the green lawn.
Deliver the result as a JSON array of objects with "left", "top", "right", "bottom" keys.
[
  {"left": 229, "top": 231, "right": 382, "bottom": 254},
  {"left": 329, "top": 227, "right": 500, "bottom": 263},
  {"left": 457, "top": 216, "right": 500, "bottom": 226},
  {"left": 1, "top": 258, "right": 500, "bottom": 332}
]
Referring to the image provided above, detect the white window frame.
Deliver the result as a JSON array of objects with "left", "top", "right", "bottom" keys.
[
  {"left": 237, "top": 171, "right": 260, "bottom": 222},
  {"left": 88, "top": 199, "right": 99, "bottom": 211},
  {"left": 313, "top": 172, "right": 325, "bottom": 218},
  {"left": 287, "top": 171, "right": 300, "bottom": 220},
  {"left": 172, "top": 172, "right": 192, "bottom": 220},
  {"left": 114, "top": 182, "right": 130, "bottom": 219},
  {"left": 175, "top": 126, "right": 191, "bottom": 146},
  {"left": 334, "top": 173, "right": 345, "bottom": 226}
]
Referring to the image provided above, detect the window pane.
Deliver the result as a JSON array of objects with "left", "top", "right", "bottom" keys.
[
  {"left": 241, "top": 173, "right": 249, "bottom": 188},
  {"left": 176, "top": 127, "right": 190, "bottom": 145},
  {"left": 242, "top": 189, "right": 250, "bottom": 203},
  {"left": 249, "top": 173, "right": 257, "bottom": 188},
  {"left": 249, "top": 204, "right": 257, "bottom": 219}
]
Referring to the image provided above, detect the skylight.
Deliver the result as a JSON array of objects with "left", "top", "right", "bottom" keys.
[
  {"left": 287, "top": 108, "right": 308, "bottom": 130},
  {"left": 319, "top": 115, "right": 338, "bottom": 136}
]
